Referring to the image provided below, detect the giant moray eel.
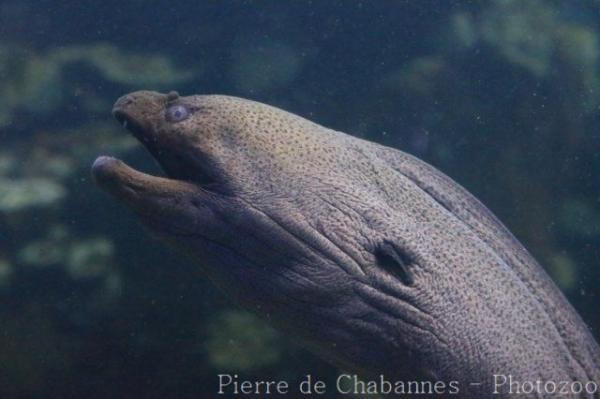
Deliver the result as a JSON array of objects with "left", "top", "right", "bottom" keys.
[{"left": 92, "top": 91, "right": 600, "bottom": 397}]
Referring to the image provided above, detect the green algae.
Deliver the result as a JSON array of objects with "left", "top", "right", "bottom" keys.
[
  {"left": 0, "top": 258, "right": 13, "bottom": 289},
  {"left": 52, "top": 43, "right": 195, "bottom": 87},
  {"left": 560, "top": 199, "right": 600, "bottom": 238},
  {"left": 0, "top": 177, "right": 66, "bottom": 214},
  {"left": 17, "top": 226, "right": 116, "bottom": 281},
  {"left": 66, "top": 237, "right": 115, "bottom": 280},
  {"left": 0, "top": 43, "right": 194, "bottom": 127},
  {"left": 230, "top": 38, "right": 304, "bottom": 94},
  {"left": 547, "top": 253, "right": 579, "bottom": 291},
  {"left": 205, "top": 310, "right": 282, "bottom": 371}
]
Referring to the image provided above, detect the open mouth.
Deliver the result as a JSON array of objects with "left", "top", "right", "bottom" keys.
[
  {"left": 108, "top": 105, "right": 219, "bottom": 189},
  {"left": 111, "top": 107, "right": 165, "bottom": 165},
  {"left": 113, "top": 109, "right": 147, "bottom": 143}
]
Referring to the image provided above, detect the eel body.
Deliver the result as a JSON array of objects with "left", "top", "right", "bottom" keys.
[{"left": 92, "top": 91, "right": 600, "bottom": 397}]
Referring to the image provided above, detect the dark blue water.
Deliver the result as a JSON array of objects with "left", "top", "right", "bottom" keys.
[{"left": 0, "top": 1, "right": 599, "bottom": 397}]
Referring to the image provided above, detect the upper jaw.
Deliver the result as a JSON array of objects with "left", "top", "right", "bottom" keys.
[
  {"left": 110, "top": 91, "right": 223, "bottom": 191},
  {"left": 111, "top": 91, "right": 163, "bottom": 146},
  {"left": 113, "top": 108, "right": 149, "bottom": 145}
]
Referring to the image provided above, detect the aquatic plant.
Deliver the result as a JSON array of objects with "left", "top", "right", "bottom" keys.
[
  {"left": 448, "top": 0, "right": 600, "bottom": 107},
  {"left": 229, "top": 37, "right": 304, "bottom": 94},
  {"left": 205, "top": 310, "right": 282, "bottom": 371},
  {"left": 0, "top": 43, "right": 194, "bottom": 127},
  {"left": 53, "top": 44, "right": 196, "bottom": 87},
  {"left": 0, "top": 177, "right": 66, "bottom": 214},
  {"left": 0, "top": 258, "right": 13, "bottom": 289}
]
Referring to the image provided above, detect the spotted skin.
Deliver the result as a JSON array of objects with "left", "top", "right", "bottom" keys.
[{"left": 92, "top": 91, "right": 600, "bottom": 398}]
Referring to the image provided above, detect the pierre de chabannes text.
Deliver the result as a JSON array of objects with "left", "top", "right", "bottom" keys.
[{"left": 217, "top": 373, "right": 599, "bottom": 396}]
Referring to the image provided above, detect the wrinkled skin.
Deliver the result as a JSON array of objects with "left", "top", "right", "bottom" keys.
[{"left": 92, "top": 91, "right": 600, "bottom": 397}]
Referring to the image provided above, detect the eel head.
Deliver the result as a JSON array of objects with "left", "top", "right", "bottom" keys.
[{"left": 91, "top": 92, "right": 383, "bottom": 375}]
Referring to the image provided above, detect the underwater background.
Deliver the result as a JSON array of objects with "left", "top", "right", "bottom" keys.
[{"left": 1, "top": 0, "right": 599, "bottom": 397}]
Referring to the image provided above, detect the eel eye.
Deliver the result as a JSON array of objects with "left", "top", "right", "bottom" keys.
[{"left": 166, "top": 104, "right": 190, "bottom": 123}]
